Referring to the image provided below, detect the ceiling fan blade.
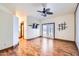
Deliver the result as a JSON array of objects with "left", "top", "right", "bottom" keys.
[
  {"left": 37, "top": 10, "right": 43, "bottom": 13},
  {"left": 47, "top": 12, "right": 53, "bottom": 15}
]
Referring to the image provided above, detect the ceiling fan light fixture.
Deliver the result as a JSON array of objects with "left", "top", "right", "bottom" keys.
[{"left": 37, "top": 8, "right": 53, "bottom": 17}]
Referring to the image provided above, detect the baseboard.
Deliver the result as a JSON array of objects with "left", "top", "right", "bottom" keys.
[
  {"left": 54, "top": 38, "right": 75, "bottom": 43},
  {"left": 0, "top": 43, "right": 19, "bottom": 52},
  {"left": 42, "top": 37, "right": 55, "bottom": 39}
]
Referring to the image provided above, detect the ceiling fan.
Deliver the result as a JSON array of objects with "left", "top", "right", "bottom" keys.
[{"left": 37, "top": 4, "right": 53, "bottom": 17}]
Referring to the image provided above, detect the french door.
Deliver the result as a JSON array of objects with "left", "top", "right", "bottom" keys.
[{"left": 42, "top": 23, "right": 55, "bottom": 39}]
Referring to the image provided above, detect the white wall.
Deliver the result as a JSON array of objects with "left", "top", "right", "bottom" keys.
[
  {"left": 0, "top": 9, "right": 13, "bottom": 50},
  {"left": 0, "top": 5, "right": 19, "bottom": 50},
  {"left": 13, "top": 16, "right": 19, "bottom": 46},
  {"left": 26, "top": 16, "right": 40, "bottom": 39},
  {"left": 26, "top": 13, "right": 74, "bottom": 41},
  {"left": 76, "top": 4, "right": 79, "bottom": 50},
  {"left": 41, "top": 13, "right": 75, "bottom": 41}
]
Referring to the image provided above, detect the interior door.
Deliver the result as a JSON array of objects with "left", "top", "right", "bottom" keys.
[{"left": 42, "top": 23, "right": 55, "bottom": 39}]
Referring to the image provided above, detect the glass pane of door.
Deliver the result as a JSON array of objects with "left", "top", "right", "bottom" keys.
[
  {"left": 48, "top": 24, "right": 54, "bottom": 39},
  {"left": 42, "top": 24, "right": 48, "bottom": 37},
  {"left": 42, "top": 23, "right": 54, "bottom": 39}
]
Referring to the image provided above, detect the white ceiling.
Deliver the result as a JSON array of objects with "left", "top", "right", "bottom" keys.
[{"left": 0, "top": 3, "right": 77, "bottom": 19}]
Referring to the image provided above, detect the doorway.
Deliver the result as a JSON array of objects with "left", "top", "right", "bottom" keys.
[{"left": 19, "top": 21, "right": 24, "bottom": 38}]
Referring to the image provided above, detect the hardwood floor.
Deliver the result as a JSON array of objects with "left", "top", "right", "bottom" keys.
[
  {"left": 0, "top": 37, "right": 78, "bottom": 56},
  {"left": 53, "top": 39, "right": 78, "bottom": 56}
]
